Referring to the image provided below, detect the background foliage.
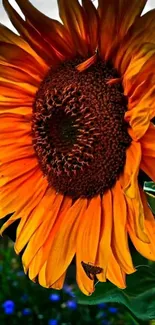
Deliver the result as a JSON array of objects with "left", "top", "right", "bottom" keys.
[{"left": 0, "top": 237, "right": 153, "bottom": 325}]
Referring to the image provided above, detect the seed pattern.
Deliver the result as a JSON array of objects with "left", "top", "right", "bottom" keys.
[{"left": 32, "top": 57, "right": 131, "bottom": 198}]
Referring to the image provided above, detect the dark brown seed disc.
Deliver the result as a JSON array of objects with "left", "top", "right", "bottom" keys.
[{"left": 32, "top": 57, "right": 131, "bottom": 198}]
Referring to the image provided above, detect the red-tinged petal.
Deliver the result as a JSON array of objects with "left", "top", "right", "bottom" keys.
[
  {"left": 14, "top": 0, "right": 75, "bottom": 58},
  {"left": 58, "top": 0, "right": 89, "bottom": 56},
  {"left": 123, "top": 48, "right": 155, "bottom": 98},
  {"left": 3, "top": 0, "right": 60, "bottom": 66},
  {"left": 114, "top": 10, "right": 155, "bottom": 74},
  {"left": 125, "top": 86, "right": 155, "bottom": 139},
  {"left": 98, "top": 0, "right": 147, "bottom": 60},
  {"left": 0, "top": 80, "right": 37, "bottom": 97},
  {"left": 140, "top": 123, "right": 155, "bottom": 181},
  {"left": 0, "top": 42, "right": 46, "bottom": 80},
  {"left": 0, "top": 65, "right": 40, "bottom": 87},
  {"left": 76, "top": 53, "right": 97, "bottom": 72},
  {"left": 0, "top": 23, "right": 47, "bottom": 71},
  {"left": 82, "top": 0, "right": 99, "bottom": 53}
]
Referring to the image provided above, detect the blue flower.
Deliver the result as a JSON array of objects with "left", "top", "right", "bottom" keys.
[
  {"left": 66, "top": 300, "right": 77, "bottom": 310},
  {"left": 22, "top": 308, "right": 32, "bottom": 316},
  {"left": 108, "top": 307, "right": 118, "bottom": 314},
  {"left": 4, "top": 307, "right": 14, "bottom": 315},
  {"left": 2, "top": 300, "right": 15, "bottom": 315},
  {"left": 97, "top": 302, "right": 107, "bottom": 309},
  {"left": 48, "top": 319, "right": 58, "bottom": 325},
  {"left": 49, "top": 293, "right": 60, "bottom": 302}
]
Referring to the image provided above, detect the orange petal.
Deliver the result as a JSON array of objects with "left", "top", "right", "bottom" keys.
[
  {"left": 96, "top": 190, "right": 112, "bottom": 282},
  {"left": 14, "top": 0, "right": 75, "bottom": 59},
  {"left": 3, "top": 0, "right": 59, "bottom": 66},
  {"left": 14, "top": 188, "right": 57, "bottom": 254},
  {"left": 140, "top": 123, "right": 155, "bottom": 157},
  {"left": 120, "top": 140, "right": 141, "bottom": 198},
  {"left": 0, "top": 41, "right": 46, "bottom": 80},
  {"left": 125, "top": 97, "right": 152, "bottom": 140},
  {"left": 114, "top": 10, "right": 155, "bottom": 74},
  {"left": 0, "top": 64, "right": 40, "bottom": 87},
  {"left": 125, "top": 185, "right": 150, "bottom": 244},
  {"left": 37, "top": 262, "right": 67, "bottom": 289},
  {"left": 111, "top": 181, "right": 135, "bottom": 274},
  {"left": 98, "top": 0, "right": 146, "bottom": 60},
  {"left": 76, "top": 53, "right": 97, "bottom": 72},
  {"left": 21, "top": 193, "right": 64, "bottom": 270},
  {"left": 76, "top": 196, "right": 101, "bottom": 295},
  {"left": 140, "top": 123, "right": 155, "bottom": 181},
  {"left": 82, "top": 0, "right": 99, "bottom": 53},
  {"left": 0, "top": 167, "right": 47, "bottom": 229},
  {"left": 25, "top": 197, "right": 72, "bottom": 280},
  {"left": 127, "top": 188, "right": 155, "bottom": 260},
  {"left": 1, "top": 177, "right": 47, "bottom": 235},
  {"left": 106, "top": 250, "right": 126, "bottom": 289},
  {"left": 0, "top": 23, "right": 47, "bottom": 71},
  {"left": 50, "top": 272, "right": 66, "bottom": 290},
  {"left": 46, "top": 198, "right": 87, "bottom": 287},
  {"left": 121, "top": 141, "right": 150, "bottom": 243},
  {"left": 0, "top": 105, "right": 32, "bottom": 116},
  {"left": 123, "top": 48, "right": 155, "bottom": 98},
  {"left": 58, "top": 0, "right": 89, "bottom": 56},
  {"left": 0, "top": 95, "right": 32, "bottom": 106},
  {"left": 141, "top": 157, "right": 155, "bottom": 183},
  {"left": 38, "top": 262, "right": 48, "bottom": 288},
  {"left": 0, "top": 157, "right": 38, "bottom": 187},
  {"left": 0, "top": 79, "right": 37, "bottom": 97}
]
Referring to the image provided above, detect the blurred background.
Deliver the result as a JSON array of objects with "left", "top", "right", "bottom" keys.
[{"left": 0, "top": 0, "right": 155, "bottom": 324}]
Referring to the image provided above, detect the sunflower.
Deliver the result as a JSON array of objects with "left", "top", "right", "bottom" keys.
[{"left": 0, "top": 0, "right": 155, "bottom": 296}]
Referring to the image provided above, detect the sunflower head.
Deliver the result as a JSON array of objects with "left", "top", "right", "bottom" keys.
[{"left": 0, "top": 0, "right": 155, "bottom": 296}]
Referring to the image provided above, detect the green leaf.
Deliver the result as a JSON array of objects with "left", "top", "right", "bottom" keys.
[
  {"left": 145, "top": 192, "right": 155, "bottom": 214},
  {"left": 144, "top": 181, "right": 155, "bottom": 194},
  {"left": 75, "top": 264, "right": 155, "bottom": 320},
  {"left": 74, "top": 247, "right": 155, "bottom": 321},
  {"left": 143, "top": 181, "right": 155, "bottom": 214}
]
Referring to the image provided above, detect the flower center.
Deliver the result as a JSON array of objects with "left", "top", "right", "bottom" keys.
[{"left": 32, "top": 57, "right": 131, "bottom": 198}]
